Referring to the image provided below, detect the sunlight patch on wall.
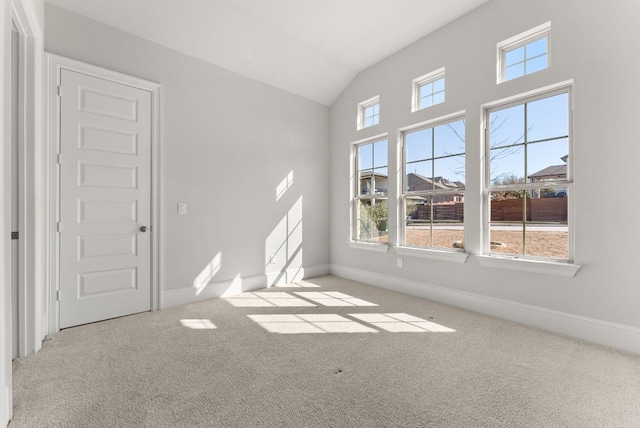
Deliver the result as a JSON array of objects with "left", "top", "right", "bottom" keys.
[
  {"left": 349, "top": 313, "right": 456, "bottom": 332},
  {"left": 192, "top": 252, "right": 222, "bottom": 295},
  {"left": 180, "top": 319, "right": 217, "bottom": 330},
  {"left": 293, "top": 291, "right": 378, "bottom": 307},
  {"left": 276, "top": 170, "right": 294, "bottom": 201},
  {"left": 224, "top": 291, "right": 315, "bottom": 308},
  {"left": 265, "top": 196, "right": 303, "bottom": 286},
  {"left": 247, "top": 314, "right": 378, "bottom": 334}
]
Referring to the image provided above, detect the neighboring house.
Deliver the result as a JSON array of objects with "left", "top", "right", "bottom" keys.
[
  {"left": 360, "top": 171, "right": 388, "bottom": 195},
  {"left": 407, "top": 173, "right": 464, "bottom": 203},
  {"left": 528, "top": 155, "right": 568, "bottom": 197}
]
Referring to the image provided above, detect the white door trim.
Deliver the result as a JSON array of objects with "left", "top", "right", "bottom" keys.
[{"left": 46, "top": 53, "right": 162, "bottom": 333}]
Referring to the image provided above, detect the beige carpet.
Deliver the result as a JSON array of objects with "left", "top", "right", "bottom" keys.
[{"left": 10, "top": 275, "right": 640, "bottom": 427}]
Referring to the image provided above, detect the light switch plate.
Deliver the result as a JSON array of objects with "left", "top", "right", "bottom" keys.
[{"left": 178, "top": 203, "right": 187, "bottom": 214}]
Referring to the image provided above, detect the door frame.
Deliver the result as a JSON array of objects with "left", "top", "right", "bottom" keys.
[
  {"left": 2, "top": 0, "right": 42, "bottom": 423},
  {"left": 46, "top": 54, "right": 162, "bottom": 333}
]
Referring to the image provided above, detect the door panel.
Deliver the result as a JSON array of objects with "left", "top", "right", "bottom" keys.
[{"left": 59, "top": 69, "right": 151, "bottom": 329}]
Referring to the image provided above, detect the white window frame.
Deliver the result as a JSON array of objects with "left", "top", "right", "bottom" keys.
[
  {"left": 497, "top": 21, "right": 551, "bottom": 83},
  {"left": 397, "top": 112, "right": 468, "bottom": 263},
  {"left": 480, "top": 82, "right": 579, "bottom": 275},
  {"left": 357, "top": 95, "right": 380, "bottom": 130},
  {"left": 412, "top": 67, "right": 445, "bottom": 112},
  {"left": 350, "top": 133, "right": 390, "bottom": 252}
]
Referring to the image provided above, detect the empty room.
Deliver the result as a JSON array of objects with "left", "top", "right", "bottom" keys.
[{"left": 2, "top": 0, "right": 640, "bottom": 426}]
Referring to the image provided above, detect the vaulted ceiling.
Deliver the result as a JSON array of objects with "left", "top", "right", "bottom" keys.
[{"left": 45, "top": 0, "right": 490, "bottom": 105}]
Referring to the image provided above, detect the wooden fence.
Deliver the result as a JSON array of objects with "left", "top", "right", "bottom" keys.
[{"left": 410, "top": 197, "right": 567, "bottom": 222}]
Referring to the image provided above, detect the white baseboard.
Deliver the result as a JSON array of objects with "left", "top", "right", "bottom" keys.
[
  {"left": 162, "top": 264, "right": 331, "bottom": 309},
  {"left": 330, "top": 263, "right": 640, "bottom": 355}
]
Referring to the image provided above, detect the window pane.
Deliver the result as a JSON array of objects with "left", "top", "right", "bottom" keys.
[
  {"left": 372, "top": 167, "right": 388, "bottom": 195},
  {"left": 505, "top": 46, "right": 525, "bottom": 66},
  {"left": 526, "top": 54, "right": 547, "bottom": 74},
  {"left": 419, "top": 82, "right": 433, "bottom": 98},
  {"left": 490, "top": 191, "right": 525, "bottom": 255},
  {"left": 372, "top": 103, "right": 379, "bottom": 115},
  {"left": 489, "top": 104, "right": 524, "bottom": 149},
  {"left": 526, "top": 92, "right": 568, "bottom": 142},
  {"left": 373, "top": 140, "right": 388, "bottom": 168},
  {"left": 527, "top": 138, "right": 568, "bottom": 182},
  {"left": 490, "top": 145, "right": 524, "bottom": 185},
  {"left": 356, "top": 199, "right": 388, "bottom": 242},
  {"left": 434, "top": 120, "right": 465, "bottom": 158},
  {"left": 525, "top": 191, "right": 568, "bottom": 259},
  {"left": 433, "top": 77, "right": 445, "bottom": 92},
  {"left": 420, "top": 95, "right": 433, "bottom": 109},
  {"left": 406, "top": 129, "right": 432, "bottom": 162},
  {"left": 406, "top": 160, "right": 433, "bottom": 190},
  {"left": 526, "top": 37, "right": 547, "bottom": 58},
  {"left": 405, "top": 197, "right": 432, "bottom": 247},
  {"left": 434, "top": 155, "right": 464, "bottom": 185},
  {"left": 433, "top": 91, "right": 445, "bottom": 105},
  {"left": 506, "top": 63, "right": 525, "bottom": 80},
  {"left": 358, "top": 143, "right": 373, "bottom": 171}
]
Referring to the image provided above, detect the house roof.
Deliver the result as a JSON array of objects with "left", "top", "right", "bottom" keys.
[
  {"left": 528, "top": 165, "right": 567, "bottom": 179},
  {"left": 408, "top": 173, "right": 464, "bottom": 190}
]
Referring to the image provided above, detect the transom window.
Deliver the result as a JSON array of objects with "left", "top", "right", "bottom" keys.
[
  {"left": 498, "top": 22, "right": 550, "bottom": 82},
  {"left": 412, "top": 68, "right": 445, "bottom": 112},
  {"left": 353, "top": 137, "right": 388, "bottom": 243},
  {"left": 485, "top": 88, "right": 572, "bottom": 260},
  {"left": 357, "top": 96, "right": 380, "bottom": 130},
  {"left": 401, "top": 115, "right": 465, "bottom": 250}
]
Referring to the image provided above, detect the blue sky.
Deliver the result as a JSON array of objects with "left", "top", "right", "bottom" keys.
[{"left": 358, "top": 92, "right": 568, "bottom": 186}]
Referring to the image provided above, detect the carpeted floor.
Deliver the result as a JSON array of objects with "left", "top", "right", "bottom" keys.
[{"left": 10, "top": 275, "right": 640, "bottom": 427}]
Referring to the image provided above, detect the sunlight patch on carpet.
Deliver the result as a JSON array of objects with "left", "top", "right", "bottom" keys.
[
  {"left": 180, "top": 319, "right": 217, "bottom": 330},
  {"left": 349, "top": 313, "right": 456, "bottom": 332},
  {"left": 293, "top": 291, "right": 378, "bottom": 307},
  {"left": 224, "top": 291, "right": 316, "bottom": 307},
  {"left": 247, "top": 314, "right": 378, "bottom": 334}
]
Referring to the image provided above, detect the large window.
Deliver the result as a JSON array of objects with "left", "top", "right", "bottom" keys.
[
  {"left": 401, "top": 116, "right": 465, "bottom": 250},
  {"left": 485, "top": 88, "right": 572, "bottom": 260},
  {"left": 498, "top": 22, "right": 550, "bottom": 83},
  {"left": 353, "top": 138, "right": 388, "bottom": 243}
]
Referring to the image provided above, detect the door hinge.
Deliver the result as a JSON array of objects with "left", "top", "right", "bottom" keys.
[
  {"left": 11, "top": 231, "right": 19, "bottom": 240},
  {"left": 57, "top": 290, "right": 61, "bottom": 301},
  {"left": 58, "top": 85, "right": 62, "bottom": 97},
  {"left": 57, "top": 153, "right": 62, "bottom": 165},
  {"left": 57, "top": 222, "right": 62, "bottom": 232}
]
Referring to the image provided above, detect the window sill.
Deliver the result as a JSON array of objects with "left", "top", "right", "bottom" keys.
[
  {"left": 395, "top": 246, "right": 468, "bottom": 264},
  {"left": 348, "top": 241, "right": 390, "bottom": 253},
  {"left": 476, "top": 255, "right": 580, "bottom": 277}
]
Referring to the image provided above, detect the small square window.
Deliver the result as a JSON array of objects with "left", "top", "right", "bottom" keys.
[
  {"left": 357, "top": 96, "right": 380, "bottom": 130},
  {"left": 412, "top": 68, "right": 445, "bottom": 112},
  {"left": 498, "top": 22, "right": 550, "bottom": 83}
]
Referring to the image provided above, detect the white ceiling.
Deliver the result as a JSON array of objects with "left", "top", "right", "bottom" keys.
[{"left": 45, "top": 0, "right": 490, "bottom": 106}]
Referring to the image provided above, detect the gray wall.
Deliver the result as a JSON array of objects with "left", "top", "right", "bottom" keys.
[
  {"left": 45, "top": 5, "right": 330, "bottom": 298},
  {"left": 330, "top": 0, "right": 640, "bottom": 331}
]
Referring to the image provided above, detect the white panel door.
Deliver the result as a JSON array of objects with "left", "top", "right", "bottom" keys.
[{"left": 59, "top": 69, "right": 152, "bottom": 329}]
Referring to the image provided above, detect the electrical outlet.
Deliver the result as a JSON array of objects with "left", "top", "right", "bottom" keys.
[
  {"left": 397, "top": 258, "right": 403, "bottom": 268},
  {"left": 178, "top": 203, "right": 187, "bottom": 214}
]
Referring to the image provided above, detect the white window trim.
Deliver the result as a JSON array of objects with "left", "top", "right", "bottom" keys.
[
  {"left": 412, "top": 67, "right": 445, "bottom": 112},
  {"left": 357, "top": 95, "right": 380, "bottom": 130},
  {"left": 398, "top": 111, "right": 466, "bottom": 256},
  {"left": 396, "top": 246, "right": 468, "bottom": 263},
  {"left": 497, "top": 21, "right": 551, "bottom": 84},
  {"left": 350, "top": 133, "right": 389, "bottom": 249},
  {"left": 481, "top": 82, "right": 578, "bottom": 274},
  {"left": 476, "top": 255, "right": 580, "bottom": 278},
  {"left": 349, "top": 241, "right": 390, "bottom": 253}
]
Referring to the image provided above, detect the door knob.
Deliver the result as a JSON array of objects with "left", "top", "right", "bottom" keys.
[{"left": 139, "top": 226, "right": 148, "bottom": 232}]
